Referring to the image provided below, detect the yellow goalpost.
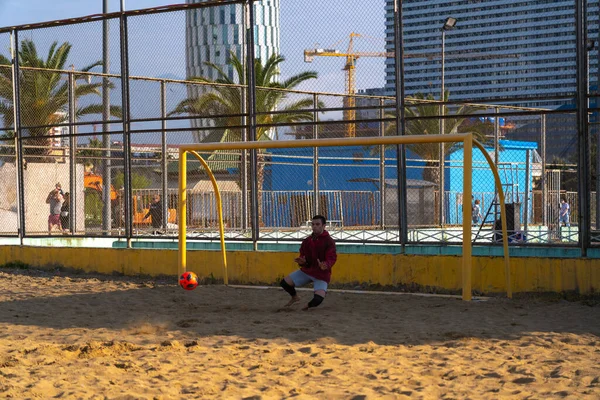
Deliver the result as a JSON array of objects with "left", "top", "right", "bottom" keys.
[{"left": 178, "top": 133, "right": 511, "bottom": 301}]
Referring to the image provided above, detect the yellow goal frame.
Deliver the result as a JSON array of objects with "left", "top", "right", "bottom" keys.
[{"left": 178, "top": 133, "right": 511, "bottom": 301}]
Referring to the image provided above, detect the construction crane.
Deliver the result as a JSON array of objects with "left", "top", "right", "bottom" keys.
[
  {"left": 304, "top": 33, "right": 520, "bottom": 138},
  {"left": 304, "top": 33, "right": 389, "bottom": 137}
]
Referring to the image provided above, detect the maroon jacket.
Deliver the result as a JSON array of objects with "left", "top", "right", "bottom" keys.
[{"left": 299, "top": 230, "right": 337, "bottom": 283}]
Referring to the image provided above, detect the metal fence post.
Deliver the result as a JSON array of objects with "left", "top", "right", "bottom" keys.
[
  {"left": 597, "top": 103, "right": 600, "bottom": 230},
  {"left": 241, "top": 86, "right": 249, "bottom": 232},
  {"left": 11, "top": 30, "right": 25, "bottom": 242},
  {"left": 161, "top": 80, "right": 168, "bottom": 231},
  {"left": 494, "top": 106, "right": 500, "bottom": 223},
  {"left": 102, "top": 1, "right": 112, "bottom": 235},
  {"left": 541, "top": 114, "right": 547, "bottom": 227},
  {"left": 313, "top": 93, "right": 319, "bottom": 216},
  {"left": 241, "top": 1, "right": 248, "bottom": 233},
  {"left": 576, "top": 0, "right": 591, "bottom": 255},
  {"left": 597, "top": 1, "right": 600, "bottom": 231},
  {"left": 393, "top": 0, "right": 408, "bottom": 248},
  {"left": 68, "top": 72, "right": 76, "bottom": 234},
  {"left": 524, "top": 149, "right": 530, "bottom": 235},
  {"left": 120, "top": 8, "right": 133, "bottom": 245},
  {"left": 246, "top": 0, "right": 259, "bottom": 249},
  {"left": 439, "top": 30, "right": 446, "bottom": 228},
  {"left": 379, "top": 97, "right": 386, "bottom": 229}
]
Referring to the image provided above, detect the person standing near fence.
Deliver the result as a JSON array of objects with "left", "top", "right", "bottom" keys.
[
  {"left": 472, "top": 199, "right": 482, "bottom": 226},
  {"left": 280, "top": 215, "right": 337, "bottom": 311},
  {"left": 46, "top": 183, "right": 64, "bottom": 234},
  {"left": 143, "top": 194, "right": 163, "bottom": 234},
  {"left": 560, "top": 198, "right": 570, "bottom": 227},
  {"left": 60, "top": 192, "right": 71, "bottom": 233}
]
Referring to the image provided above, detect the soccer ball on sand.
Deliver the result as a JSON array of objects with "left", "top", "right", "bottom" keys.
[{"left": 179, "top": 271, "right": 199, "bottom": 291}]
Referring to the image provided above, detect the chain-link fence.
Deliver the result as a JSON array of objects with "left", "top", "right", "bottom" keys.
[{"left": 0, "top": 0, "right": 598, "bottom": 247}]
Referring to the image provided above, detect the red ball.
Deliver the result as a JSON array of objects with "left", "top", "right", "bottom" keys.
[{"left": 179, "top": 271, "right": 199, "bottom": 291}]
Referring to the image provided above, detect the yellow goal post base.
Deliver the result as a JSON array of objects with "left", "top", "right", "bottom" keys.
[{"left": 178, "top": 133, "right": 512, "bottom": 301}]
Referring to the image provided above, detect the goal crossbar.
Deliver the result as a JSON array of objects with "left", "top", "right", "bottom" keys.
[{"left": 178, "top": 133, "right": 511, "bottom": 301}]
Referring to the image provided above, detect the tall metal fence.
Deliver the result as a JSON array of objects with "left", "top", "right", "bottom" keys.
[{"left": 0, "top": 0, "right": 598, "bottom": 249}]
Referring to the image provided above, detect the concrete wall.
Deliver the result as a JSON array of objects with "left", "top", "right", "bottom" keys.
[
  {"left": 0, "top": 162, "right": 85, "bottom": 234},
  {"left": 0, "top": 245, "right": 597, "bottom": 295},
  {"left": 0, "top": 162, "right": 18, "bottom": 233}
]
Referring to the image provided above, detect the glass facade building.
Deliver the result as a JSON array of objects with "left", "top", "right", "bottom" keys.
[
  {"left": 186, "top": 0, "right": 279, "bottom": 79},
  {"left": 185, "top": 0, "right": 280, "bottom": 138},
  {"left": 185, "top": 0, "right": 280, "bottom": 81},
  {"left": 384, "top": 0, "right": 599, "bottom": 106}
]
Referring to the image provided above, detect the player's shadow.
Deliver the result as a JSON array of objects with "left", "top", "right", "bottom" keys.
[{"left": 0, "top": 270, "right": 598, "bottom": 346}]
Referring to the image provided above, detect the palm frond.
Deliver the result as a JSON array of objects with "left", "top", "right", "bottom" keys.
[
  {"left": 280, "top": 71, "right": 318, "bottom": 89},
  {"left": 229, "top": 52, "right": 244, "bottom": 83},
  {"left": 77, "top": 104, "right": 123, "bottom": 119},
  {"left": 259, "top": 54, "right": 284, "bottom": 84},
  {"left": 46, "top": 42, "right": 71, "bottom": 70},
  {"left": 0, "top": 55, "right": 11, "bottom": 67},
  {"left": 45, "top": 42, "right": 59, "bottom": 67},
  {"left": 73, "top": 83, "right": 102, "bottom": 98},
  {"left": 79, "top": 60, "right": 102, "bottom": 73},
  {"left": 19, "top": 40, "right": 42, "bottom": 68},
  {"left": 201, "top": 60, "right": 233, "bottom": 84}
]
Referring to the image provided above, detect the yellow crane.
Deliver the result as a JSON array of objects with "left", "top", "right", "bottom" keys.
[
  {"left": 304, "top": 33, "right": 390, "bottom": 138},
  {"left": 304, "top": 33, "right": 520, "bottom": 138}
]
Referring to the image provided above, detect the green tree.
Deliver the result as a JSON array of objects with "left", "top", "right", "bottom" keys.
[
  {"left": 386, "top": 91, "right": 486, "bottom": 185},
  {"left": 77, "top": 136, "right": 103, "bottom": 170},
  {"left": 0, "top": 39, "right": 122, "bottom": 160},
  {"left": 84, "top": 187, "right": 104, "bottom": 226},
  {"left": 112, "top": 171, "right": 151, "bottom": 190}
]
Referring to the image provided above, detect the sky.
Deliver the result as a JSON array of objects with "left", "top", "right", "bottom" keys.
[
  {"left": 0, "top": 0, "right": 387, "bottom": 142},
  {"left": 0, "top": 0, "right": 387, "bottom": 94},
  {"left": 0, "top": 0, "right": 166, "bottom": 24}
]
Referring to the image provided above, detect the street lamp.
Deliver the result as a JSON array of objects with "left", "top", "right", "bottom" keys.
[{"left": 439, "top": 16, "right": 457, "bottom": 227}]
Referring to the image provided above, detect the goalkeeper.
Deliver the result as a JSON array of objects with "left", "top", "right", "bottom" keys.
[{"left": 280, "top": 215, "right": 337, "bottom": 310}]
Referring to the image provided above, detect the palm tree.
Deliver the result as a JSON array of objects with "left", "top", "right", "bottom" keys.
[
  {"left": 171, "top": 53, "right": 320, "bottom": 226},
  {"left": 386, "top": 91, "right": 486, "bottom": 185},
  {"left": 0, "top": 39, "right": 121, "bottom": 160},
  {"left": 170, "top": 52, "right": 318, "bottom": 142}
]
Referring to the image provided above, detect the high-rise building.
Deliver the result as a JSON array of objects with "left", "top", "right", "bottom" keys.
[
  {"left": 185, "top": 1, "right": 280, "bottom": 140},
  {"left": 185, "top": 0, "right": 280, "bottom": 81},
  {"left": 384, "top": 0, "right": 599, "bottom": 106},
  {"left": 356, "top": 87, "right": 389, "bottom": 122}
]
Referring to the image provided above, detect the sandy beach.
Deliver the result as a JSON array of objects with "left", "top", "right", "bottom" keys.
[{"left": 0, "top": 267, "right": 598, "bottom": 399}]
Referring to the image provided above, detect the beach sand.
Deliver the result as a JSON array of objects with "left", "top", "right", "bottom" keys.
[{"left": 0, "top": 267, "right": 598, "bottom": 399}]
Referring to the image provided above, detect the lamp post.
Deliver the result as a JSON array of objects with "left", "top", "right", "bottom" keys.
[{"left": 439, "top": 16, "right": 457, "bottom": 227}]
